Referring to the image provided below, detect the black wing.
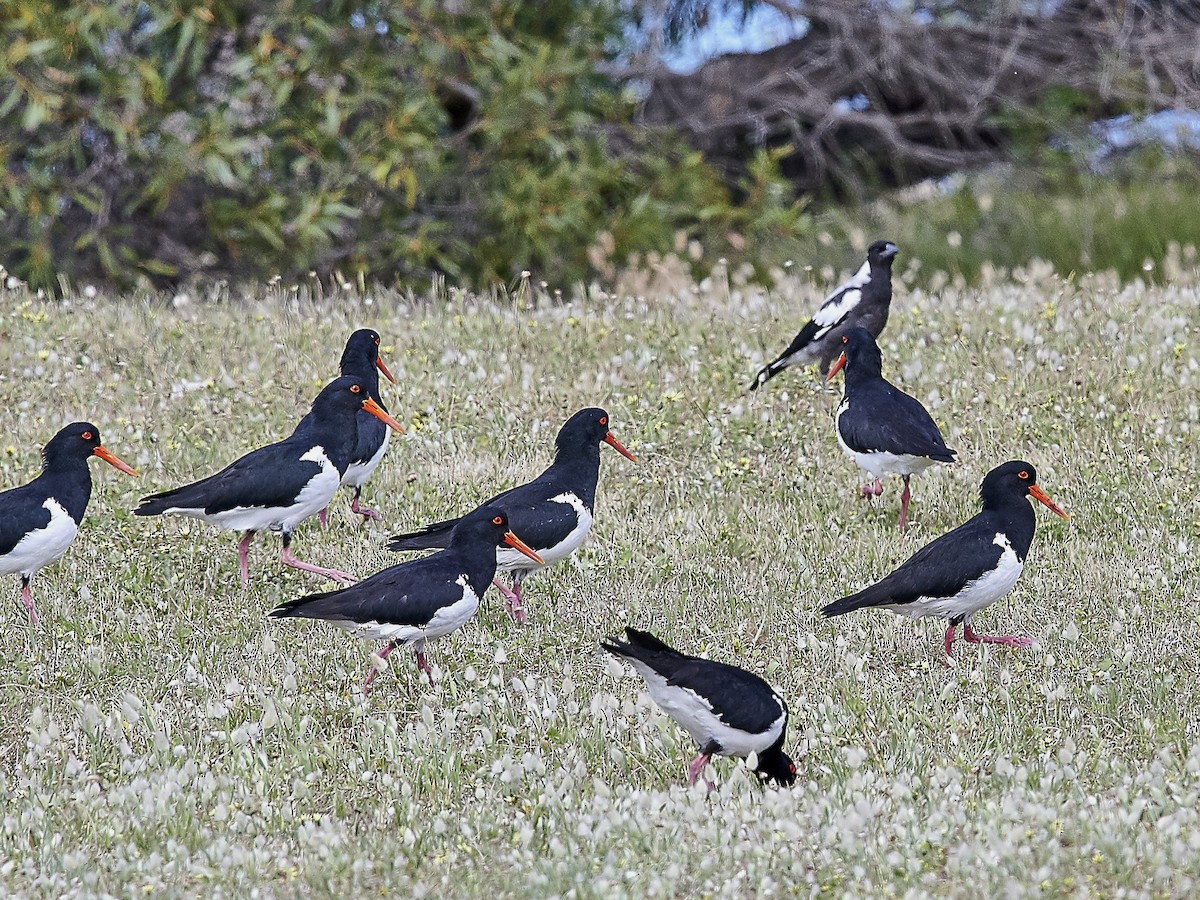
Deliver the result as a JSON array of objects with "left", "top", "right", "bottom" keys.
[
  {"left": 135, "top": 438, "right": 324, "bottom": 515},
  {"left": 0, "top": 482, "right": 51, "bottom": 557},
  {"left": 838, "top": 381, "right": 955, "bottom": 460},
  {"left": 271, "top": 552, "right": 478, "bottom": 627},
  {"left": 822, "top": 516, "right": 1003, "bottom": 616},
  {"left": 603, "top": 628, "right": 784, "bottom": 735}
]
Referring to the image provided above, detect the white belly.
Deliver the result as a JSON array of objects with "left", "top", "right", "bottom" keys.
[
  {"left": 330, "top": 576, "right": 480, "bottom": 645},
  {"left": 630, "top": 660, "right": 786, "bottom": 757},
  {"left": 163, "top": 447, "right": 340, "bottom": 534},
  {"left": 342, "top": 428, "right": 390, "bottom": 488},
  {"left": 496, "top": 491, "right": 593, "bottom": 572},
  {"left": 888, "top": 534, "right": 1024, "bottom": 621},
  {"left": 0, "top": 499, "right": 78, "bottom": 576},
  {"left": 835, "top": 401, "right": 939, "bottom": 479}
]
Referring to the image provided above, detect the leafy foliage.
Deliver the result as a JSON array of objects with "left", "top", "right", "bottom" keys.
[{"left": 0, "top": 0, "right": 808, "bottom": 291}]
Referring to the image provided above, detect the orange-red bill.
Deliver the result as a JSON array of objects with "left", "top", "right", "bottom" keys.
[
  {"left": 504, "top": 531, "right": 544, "bottom": 565},
  {"left": 1029, "top": 484, "right": 1069, "bottom": 520},
  {"left": 94, "top": 445, "right": 139, "bottom": 476},
  {"left": 825, "top": 353, "right": 847, "bottom": 383},
  {"left": 603, "top": 431, "right": 637, "bottom": 462},
  {"left": 362, "top": 397, "right": 406, "bottom": 433},
  {"left": 375, "top": 355, "right": 397, "bottom": 385}
]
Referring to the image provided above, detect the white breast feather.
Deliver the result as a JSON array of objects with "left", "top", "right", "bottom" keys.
[
  {"left": 342, "top": 428, "right": 391, "bottom": 488},
  {"left": 888, "top": 533, "right": 1025, "bottom": 621},
  {"left": 627, "top": 660, "right": 785, "bottom": 758},
  {"left": 0, "top": 499, "right": 78, "bottom": 577},
  {"left": 330, "top": 575, "right": 481, "bottom": 644}
]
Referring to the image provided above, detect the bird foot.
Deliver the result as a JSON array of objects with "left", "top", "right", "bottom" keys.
[
  {"left": 350, "top": 497, "right": 383, "bottom": 522},
  {"left": 962, "top": 624, "right": 1036, "bottom": 650},
  {"left": 280, "top": 549, "right": 356, "bottom": 584},
  {"left": 686, "top": 754, "right": 715, "bottom": 791},
  {"left": 492, "top": 578, "right": 528, "bottom": 625},
  {"left": 362, "top": 643, "right": 397, "bottom": 695},
  {"left": 860, "top": 479, "right": 884, "bottom": 498},
  {"left": 416, "top": 649, "right": 436, "bottom": 687}
]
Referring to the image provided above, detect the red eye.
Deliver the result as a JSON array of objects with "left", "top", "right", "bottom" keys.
[
  {"left": 599, "top": 416, "right": 607, "bottom": 425},
  {"left": 374, "top": 337, "right": 380, "bottom": 345},
  {"left": 1018, "top": 470, "right": 1029, "bottom": 480},
  {"left": 492, "top": 515, "right": 503, "bottom": 526},
  {"left": 350, "top": 384, "right": 361, "bottom": 394},
  {"left": 81, "top": 431, "right": 93, "bottom": 440},
  {"left": 842, "top": 335, "right": 849, "bottom": 344},
  {"left": 789, "top": 763, "right": 796, "bottom": 774}
]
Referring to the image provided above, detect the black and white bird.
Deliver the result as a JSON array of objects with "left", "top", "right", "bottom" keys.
[
  {"left": 135, "top": 376, "right": 405, "bottom": 587},
  {"left": 0, "top": 423, "right": 138, "bottom": 625},
  {"left": 821, "top": 461, "right": 1069, "bottom": 659},
  {"left": 750, "top": 239, "right": 899, "bottom": 389},
  {"left": 388, "top": 408, "right": 635, "bottom": 625},
  {"left": 304, "top": 328, "right": 398, "bottom": 526},
  {"left": 602, "top": 628, "right": 796, "bottom": 790},
  {"left": 270, "top": 506, "right": 542, "bottom": 690},
  {"left": 826, "top": 326, "right": 956, "bottom": 531}
]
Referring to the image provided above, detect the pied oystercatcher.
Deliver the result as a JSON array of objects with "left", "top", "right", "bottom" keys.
[
  {"left": 135, "top": 376, "right": 404, "bottom": 587},
  {"left": 0, "top": 423, "right": 138, "bottom": 624},
  {"left": 750, "top": 239, "right": 898, "bottom": 388},
  {"left": 826, "top": 326, "right": 956, "bottom": 530},
  {"left": 270, "top": 506, "right": 542, "bottom": 690},
  {"left": 303, "top": 328, "right": 398, "bottom": 526},
  {"left": 388, "top": 407, "right": 635, "bottom": 625},
  {"left": 821, "top": 460, "right": 1069, "bottom": 658},
  {"left": 602, "top": 627, "right": 796, "bottom": 790}
]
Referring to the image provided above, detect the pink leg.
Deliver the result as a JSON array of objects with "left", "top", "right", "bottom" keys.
[
  {"left": 493, "top": 578, "right": 527, "bottom": 625},
  {"left": 963, "top": 621, "right": 1036, "bottom": 649},
  {"left": 317, "top": 508, "right": 328, "bottom": 529},
  {"left": 943, "top": 623, "right": 956, "bottom": 661},
  {"left": 686, "top": 753, "right": 715, "bottom": 792},
  {"left": 20, "top": 576, "right": 39, "bottom": 626},
  {"left": 237, "top": 531, "right": 255, "bottom": 588},
  {"left": 362, "top": 641, "right": 398, "bottom": 694},
  {"left": 898, "top": 475, "right": 912, "bottom": 532},
  {"left": 415, "top": 642, "right": 435, "bottom": 687},
  {"left": 280, "top": 535, "right": 356, "bottom": 584},
  {"left": 349, "top": 488, "right": 383, "bottom": 523}
]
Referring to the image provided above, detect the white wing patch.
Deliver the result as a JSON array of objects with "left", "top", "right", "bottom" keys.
[
  {"left": 888, "top": 533, "right": 1025, "bottom": 621},
  {"left": 812, "top": 288, "right": 862, "bottom": 334},
  {"left": 625, "top": 660, "right": 785, "bottom": 758},
  {"left": 0, "top": 499, "right": 78, "bottom": 577},
  {"left": 330, "top": 575, "right": 481, "bottom": 645}
]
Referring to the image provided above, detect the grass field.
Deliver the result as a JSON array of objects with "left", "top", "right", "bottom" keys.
[{"left": 0, "top": 261, "right": 1198, "bottom": 897}]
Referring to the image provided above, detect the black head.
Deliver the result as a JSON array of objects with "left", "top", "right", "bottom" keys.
[
  {"left": 753, "top": 743, "right": 798, "bottom": 787},
  {"left": 979, "top": 461, "right": 1069, "bottom": 519},
  {"left": 43, "top": 422, "right": 138, "bottom": 475},
  {"left": 341, "top": 329, "right": 397, "bottom": 384},
  {"left": 309, "top": 375, "right": 404, "bottom": 433},
  {"left": 867, "top": 240, "right": 899, "bottom": 267},
  {"left": 555, "top": 408, "right": 636, "bottom": 461},
  {"left": 451, "top": 506, "right": 544, "bottom": 562},
  {"left": 825, "top": 326, "right": 883, "bottom": 383}
]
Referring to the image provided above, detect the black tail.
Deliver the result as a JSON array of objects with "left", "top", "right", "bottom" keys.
[
  {"left": 749, "top": 359, "right": 786, "bottom": 392},
  {"left": 601, "top": 627, "right": 687, "bottom": 666},
  {"left": 386, "top": 517, "right": 458, "bottom": 551},
  {"left": 133, "top": 487, "right": 188, "bottom": 516},
  {"left": 821, "top": 587, "right": 884, "bottom": 618},
  {"left": 269, "top": 588, "right": 343, "bottom": 620}
]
